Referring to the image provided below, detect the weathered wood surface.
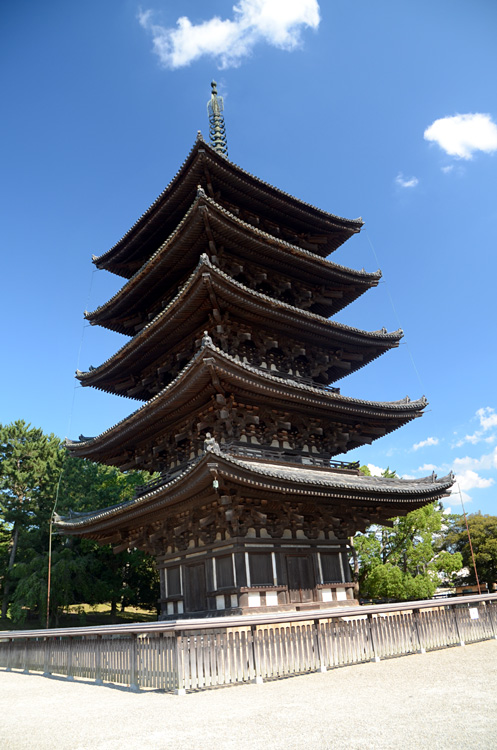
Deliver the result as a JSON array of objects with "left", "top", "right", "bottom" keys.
[{"left": 1, "top": 596, "right": 496, "bottom": 693}]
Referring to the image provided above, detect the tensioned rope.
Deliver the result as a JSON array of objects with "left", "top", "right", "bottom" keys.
[
  {"left": 46, "top": 265, "right": 97, "bottom": 627},
  {"left": 362, "top": 227, "right": 425, "bottom": 394},
  {"left": 362, "top": 229, "right": 480, "bottom": 581},
  {"left": 67, "top": 267, "right": 98, "bottom": 436}
]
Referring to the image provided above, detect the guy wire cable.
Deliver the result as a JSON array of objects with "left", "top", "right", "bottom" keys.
[
  {"left": 457, "top": 482, "right": 482, "bottom": 595},
  {"left": 46, "top": 264, "right": 97, "bottom": 628},
  {"left": 362, "top": 228, "right": 425, "bottom": 395}
]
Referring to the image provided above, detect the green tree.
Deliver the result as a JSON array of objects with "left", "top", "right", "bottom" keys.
[
  {"left": 444, "top": 513, "right": 497, "bottom": 588},
  {"left": 56, "top": 458, "right": 159, "bottom": 618},
  {"left": 0, "top": 423, "right": 159, "bottom": 626},
  {"left": 0, "top": 421, "right": 63, "bottom": 619},
  {"left": 349, "top": 466, "right": 462, "bottom": 601}
]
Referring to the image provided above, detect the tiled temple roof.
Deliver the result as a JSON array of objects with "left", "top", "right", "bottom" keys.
[
  {"left": 67, "top": 339, "right": 426, "bottom": 465},
  {"left": 77, "top": 255, "right": 401, "bottom": 395},
  {"left": 86, "top": 192, "right": 379, "bottom": 332},
  {"left": 56, "top": 448, "right": 454, "bottom": 538},
  {"left": 93, "top": 136, "right": 363, "bottom": 277}
]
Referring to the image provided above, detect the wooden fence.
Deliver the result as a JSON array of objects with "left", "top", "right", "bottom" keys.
[{"left": 1, "top": 594, "right": 496, "bottom": 694}]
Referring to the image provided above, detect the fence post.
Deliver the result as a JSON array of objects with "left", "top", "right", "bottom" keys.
[
  {"left": 484, "top": 600, "right": 497, "bottom": 639},
  {"left": 23, "top": 638, "right": 29, "bottom": 673},
  {"left": 65, "top": 637, "right": 74, "bottom": 681},
  {"left": 251, "top": 625, "right": 264, "bottom": 684},
  {"left": 42, "top": 637, "right": 51, "bottom": 677},
  {"left": 173, "top": 632, "right": 186, "bottom": 695},
  {"left": 129, "top": 634, "right": 140, "bottom": 692},
  {"left": 368, "top": 614, "right": 381, "bottom": 662},
  {"left": 314, "top": 619, "right": 327, "bottom": 672},
  {"left": 94, "top": 635, "right": 102, "bottom": 685},
  {"left": 6, "top": 638, "right": 13, "bottom": 672},
  {"left": 451, "top": 605, "right": 465, "bottom": 647},
  {"left": 413, "top": 611, "right": 426, "bottom": 654}
]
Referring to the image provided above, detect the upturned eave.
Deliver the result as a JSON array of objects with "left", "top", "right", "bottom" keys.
[
  {"left": 78, "top": 256, "right": 401, "bottom": 397},
  {"left": 56, "top": 449, "right": 454, "bottom": 541},
  {"left": 93, "top": 136, "right": 363, "bottom": 278},
  {"left": 86, "top": 193, "right": 378, "bottom": 333},
  {"left": 68, "top": 341, "right": 427, "bottom": 467}
]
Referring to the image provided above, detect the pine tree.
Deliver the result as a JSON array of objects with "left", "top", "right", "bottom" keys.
[{"left": 0, "top": 421, "right": 63, "bottom": 618}]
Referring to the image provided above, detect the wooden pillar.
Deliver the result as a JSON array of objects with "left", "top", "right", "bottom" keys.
[
  {"left": 129, "top": 634, "right": 140, "bottom": 692},
  {"left": 413, "top": 610, "right": 426, "bottom": 654},
  {"left": 487, "top": 601, "right": 497, "bottom": 639},
  {"left": 94, "top": 635, "right": 103, "bottom": 685},
  {"left": 42, "top": 637, "right": 51, "bottom": 677},
  {"left": 66, "top": 637, "right": 74, "bottom": 680},
  {"left": 251, "top": 625, "right": 263, "bottom": 684},
  {"left": 451, "top": 605, "right": 465, "bottom": 647},
  {"left": 173, "top": 632, "right": 186, "bottom": 695},
  {"left": 6, "top": 638, "right": 12, "bottom": 672},
  {"left": 367, "top": 614, "right": 381, "bottom": 662},
  {"left": 22, "top": 638, "right": 29, "bottom": 674},
  {"left": 314, "top": 619, "right": 327, "bottom": 672}
]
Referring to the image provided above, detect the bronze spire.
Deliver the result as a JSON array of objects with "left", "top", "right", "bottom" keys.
[{"left": 207, "top": 80, "right": 228, "bottom": 157}]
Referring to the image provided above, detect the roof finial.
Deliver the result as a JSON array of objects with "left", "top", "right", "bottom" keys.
[{"left": 207, "top": 80, "right": 228, "bottom": 158}]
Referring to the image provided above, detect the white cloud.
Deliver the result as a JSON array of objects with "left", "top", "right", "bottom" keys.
[
  {"left": 424, "top": 113, "right": 497, "bottom": 160},
  {"left": 446, "top": 442, "right": 497, "bottom": 508},
  {"left": 478, "top": 407, "right": 497, "bottom": 432},
  {"left": 366, "top": 463, "right": 384, "bottom": 477},
  {"left": 395, "top": 173, "right": 419, "bottom": 188},
  {"left": 139, "top": 0, "right": 321, "bottom": 69},
  {"left": 449, "top": 485, "right": 472, "bottom": 507},
  {"left": 412, "top": 436, "right": 439, "bottom": 451},
  {"left": 453, "top": 469, "right": 494, "bottom": 492},
  {"left": 441, "top": 165, "right": 453, "bottom": 173},
  {"left": 452, "top": 446, "right": 497, "bottom": 474},
  {"left": 417, "top": 463, "right": 437, "bottom": 473},
  {"left": 454, "top": 407, "right": 497, "bottom": 447}
]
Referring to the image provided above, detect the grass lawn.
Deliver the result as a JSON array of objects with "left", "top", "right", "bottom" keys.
[{"left": 0, "top": 603, "right": 158, "bottom": 631}]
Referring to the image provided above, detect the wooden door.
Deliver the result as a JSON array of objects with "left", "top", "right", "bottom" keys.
[
  {"left": 184, "top": 562, "right": 207, "bottom": 612},
  {"left": 286, "top": 555, "right": 314, "bottom": 603}
]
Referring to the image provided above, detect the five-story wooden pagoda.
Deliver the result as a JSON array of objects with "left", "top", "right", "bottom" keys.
[{"left": 59, "top": 83, "right": 454, "bottom": 617}]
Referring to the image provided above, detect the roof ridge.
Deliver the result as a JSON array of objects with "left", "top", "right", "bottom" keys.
[{"left": 221, "top": 454, "right": 455, "bottom": 493}]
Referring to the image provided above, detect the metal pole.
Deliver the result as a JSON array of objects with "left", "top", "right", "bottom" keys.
[
  {"left": 46, "top": 459, "right": 66, "bottom": 629},
  {"left": 46, "top": 515, "right": 54, "bottom": 630}
]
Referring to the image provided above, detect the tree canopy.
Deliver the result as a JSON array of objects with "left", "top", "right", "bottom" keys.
[
  {"left": 350, "top": 466, "right": 463, "bottom": 601},
  {"left": 0, "top": 421, "right": 159, "bottom": 627},
  {"left": 444, "top": 512, "right": 497, "bottom": 588}
]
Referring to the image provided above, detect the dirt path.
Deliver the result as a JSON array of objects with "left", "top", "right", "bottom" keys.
[{"left": 1, "top": 639, "right": 496, "bottom": 750}]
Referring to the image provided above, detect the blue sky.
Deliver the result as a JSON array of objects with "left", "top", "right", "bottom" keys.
[{"left": 2, "top": 0, "right": 497, "bottom": 515}]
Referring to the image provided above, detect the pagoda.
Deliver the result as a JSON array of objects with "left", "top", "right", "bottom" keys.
[{"left": 59, "top": 83, "right": 454, "bottom": 617}]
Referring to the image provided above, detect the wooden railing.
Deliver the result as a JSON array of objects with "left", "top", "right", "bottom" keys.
[{"left": 1, "top": 594, "right": 496, "bottom": 694}]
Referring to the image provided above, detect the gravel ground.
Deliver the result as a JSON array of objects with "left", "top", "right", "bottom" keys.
[{"left": 1, "top": 639, "right": 496, "bottom": 750}]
